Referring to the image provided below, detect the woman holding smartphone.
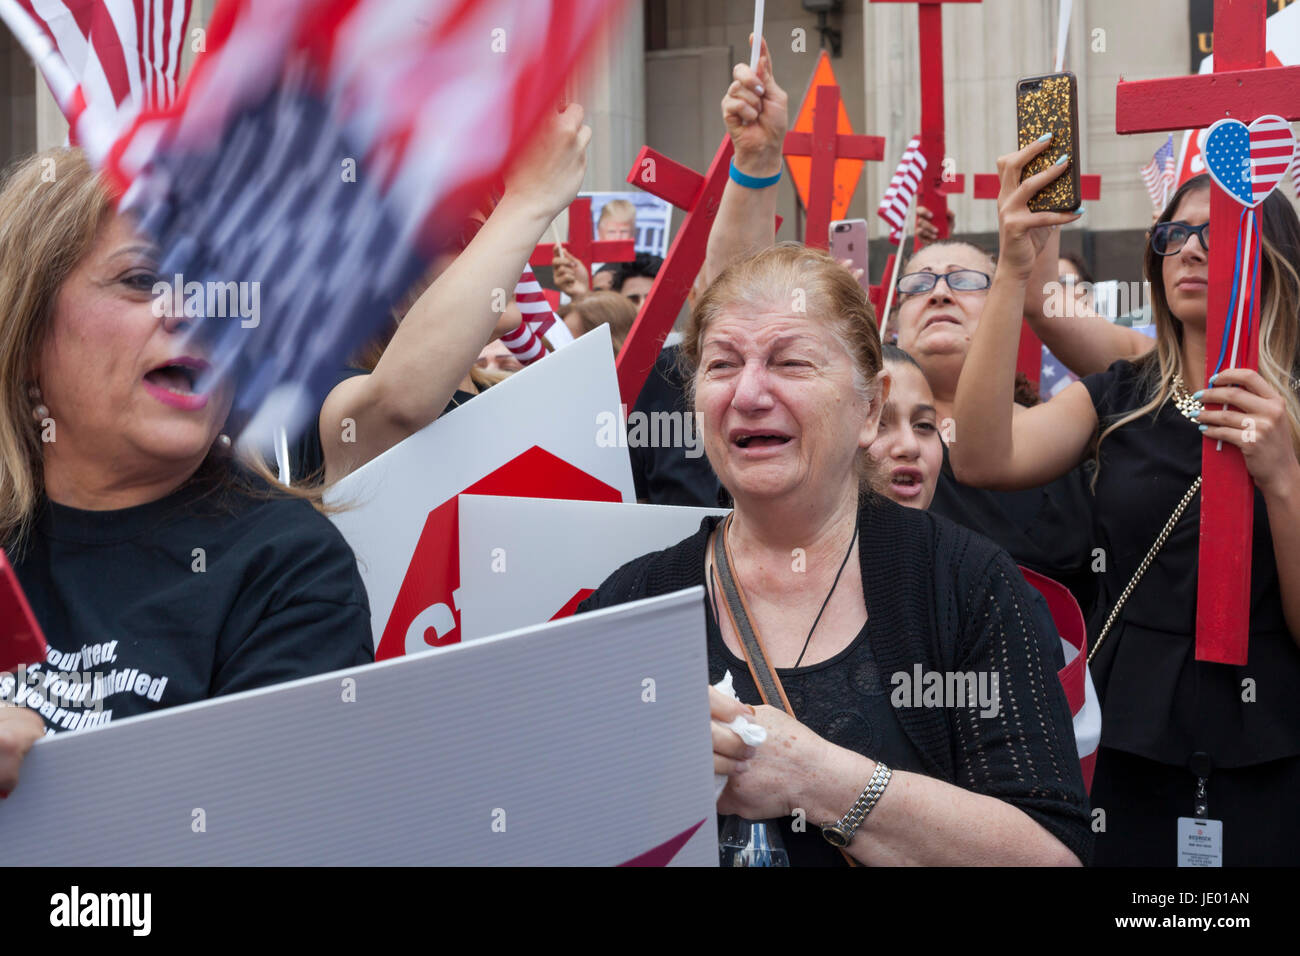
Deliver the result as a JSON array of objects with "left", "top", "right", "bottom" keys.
[{"left": 951, "top": 135, "right": 1300, "bottom": 865}]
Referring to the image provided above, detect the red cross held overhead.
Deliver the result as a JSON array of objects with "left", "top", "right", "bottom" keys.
[
  {"left": 615, "top": 135, "right": 735, "bottom": 408},
  {"left": 870, "top": 0, "right": 983, "bottom": 242},
  {"left": 1114, "top": 0, "right": 1300, "bottom": 665},
  {"left": 529, "top": 196, "right": 636, "bottom": 275},
  {"left": 971, "top": 174, "right": 1101, "bottom": 203},
  {"left": 867, "top": 253, "right": 897, "bottom": 318},
  {"left": 783, "top": 81, "right": 885, "bottom": 250}
]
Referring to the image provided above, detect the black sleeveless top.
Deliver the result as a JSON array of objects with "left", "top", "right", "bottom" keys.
[{"left": 1082, "top": 359, "right": 1300, "bottom": 768}]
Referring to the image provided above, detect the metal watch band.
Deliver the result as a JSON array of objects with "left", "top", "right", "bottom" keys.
[{"left": 821, "top": 762, "right": 892, "bottom": 849}]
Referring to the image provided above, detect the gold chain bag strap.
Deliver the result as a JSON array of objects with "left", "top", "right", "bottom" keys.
[{"left": 1088, "top": 476, "right": 1201, "bottom": 664}]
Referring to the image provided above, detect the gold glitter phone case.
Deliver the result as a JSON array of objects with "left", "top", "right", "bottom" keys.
[{"left": 1016, "top": 72, "right": 1081, "bottom": 212}]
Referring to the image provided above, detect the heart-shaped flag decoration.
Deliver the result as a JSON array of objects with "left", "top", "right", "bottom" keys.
[{"left": 1203, "top": 115, "right": 1296, "bottom": 208}]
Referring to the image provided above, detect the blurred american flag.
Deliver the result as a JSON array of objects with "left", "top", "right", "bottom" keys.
[{"left": 75, "top": 0, "right": 619, "bottom": 450}]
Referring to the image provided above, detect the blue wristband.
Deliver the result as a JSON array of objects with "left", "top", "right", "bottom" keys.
[{"left": 729, "top": 158, "right": 781, "bottom": 189}]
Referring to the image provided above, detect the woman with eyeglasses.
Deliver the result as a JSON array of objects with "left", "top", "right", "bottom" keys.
[
  {"left": 952, "top": 137, "right": 1300, "bottom": 865},
  {"left": 891, "top": 237, "right": 1098, "bottom": 614}
]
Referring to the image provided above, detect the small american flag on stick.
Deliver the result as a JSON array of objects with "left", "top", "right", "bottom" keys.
[
  {"left": 502, "top": 266, "right": 572, "bottom": 366},
  {"left": 1140, "top": 133, "right": 1176, "bottom": 212},
  {"left": 876, "top": 136, "right": 925, "bottom": 245}
]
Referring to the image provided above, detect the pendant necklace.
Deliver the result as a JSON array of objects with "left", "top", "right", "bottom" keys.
[{"left": 714, "top": 512, "right": 861, "bottom": 669}]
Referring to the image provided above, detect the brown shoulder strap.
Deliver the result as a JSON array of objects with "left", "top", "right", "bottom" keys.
[
  {"left": 710, "top": 516, "right": 793, "bottom": 714},
  {"left": 709, "top": 517, "right": 858, "bottom": 867}
]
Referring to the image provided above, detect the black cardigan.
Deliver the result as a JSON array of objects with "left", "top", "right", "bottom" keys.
[{"left": 578, "top": 494, "right": 1093, "bottom": 863}]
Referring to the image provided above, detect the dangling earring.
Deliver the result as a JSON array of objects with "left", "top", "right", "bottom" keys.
[{"left": 28, "top": 383, "right": 48, "bottom": 423}]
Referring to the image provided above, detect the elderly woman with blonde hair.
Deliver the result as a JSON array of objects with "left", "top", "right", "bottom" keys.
[{"left": 579, "top": 243, "right": 1090, "bottom": 866}]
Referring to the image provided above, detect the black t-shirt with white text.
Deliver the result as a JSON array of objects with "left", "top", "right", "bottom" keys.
[{"left": 3, "top": 468, "right": 373, "bottom": 736}]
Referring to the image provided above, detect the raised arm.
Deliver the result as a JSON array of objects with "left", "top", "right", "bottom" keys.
[
  {"left": 1022, "top": 217, "right": 1155, "bottom": 376},
  {"left": 318, "top": 105, "right": 591, "bottom": 483},
  {"left": 950, "top": 137, "right": 1098, "bottom": 491},
  {"left": 701, "top": 37, "right": 787, "bottom": 289}
]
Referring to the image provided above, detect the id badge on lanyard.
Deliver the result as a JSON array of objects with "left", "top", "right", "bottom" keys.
[{"left": 1177, "top": 751, "right": 1223, "bottom": 867}]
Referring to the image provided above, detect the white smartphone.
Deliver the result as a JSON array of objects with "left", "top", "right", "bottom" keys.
[{"left": 829, "top": 219, "right": 869, "bottom": 290}]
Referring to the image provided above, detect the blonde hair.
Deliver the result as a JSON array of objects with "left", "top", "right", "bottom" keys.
[
  {"left": 0, "top": 149, "right": 115, "bottom": 549},
  {"left": 596, "top": 198, "right": 636, "bottom": 227},
  {"left": 568, "top": 290, "right": 636, "bottom": 354},
  {"left": 1095, "top": 176, "right": 1300, "bottom": 480},
  {"left": 683, "top": 243, "right": 885, "bottom": 484}
]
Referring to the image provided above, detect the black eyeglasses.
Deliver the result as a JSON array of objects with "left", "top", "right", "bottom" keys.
[
  {"left": 897, "top": 269, "right": 992, "bottom": 296},
  {"left": 1151, "top": 220, "right": 1209, "bottom": 256}
]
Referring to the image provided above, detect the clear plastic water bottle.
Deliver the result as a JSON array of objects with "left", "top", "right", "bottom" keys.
[{"left": 718, "top": 815, "right": 790, "bottom": 867}]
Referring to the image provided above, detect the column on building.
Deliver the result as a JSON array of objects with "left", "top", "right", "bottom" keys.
[{"left": 574, "top": 0, "right": 646, "bottom": 193}]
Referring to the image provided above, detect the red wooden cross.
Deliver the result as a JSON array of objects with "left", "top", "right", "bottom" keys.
[
  {"left": 615, "top": 135, "right": 734, "bottom": 408},
  {"left": 869, "top": 0, "right": 982, "bottom": 241},
  {"left": 867, "top": 253, "right": 896, "bottom": 319},
  {"left": 971, "top": 173, "right": 1101, "bottom": 202},
  {"left": 969, "top": 172, "right": 1103, "bottom": 386},
  {"left": 782, "top": 83, "right": 885, "bottom": 250},
  {"left": 1115, "top": 0, "right": 1300, "bottom": 665},
  {"left": 529, "top": 196, "right": 636, "bottom": 275}
]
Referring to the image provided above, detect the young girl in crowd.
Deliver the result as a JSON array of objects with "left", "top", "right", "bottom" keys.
[
  {"left": 867, "top": 345, "right": 944, "bottom": 510},
  {"left": 953, "top": 138, "right": 1300, "bottom": 865}
]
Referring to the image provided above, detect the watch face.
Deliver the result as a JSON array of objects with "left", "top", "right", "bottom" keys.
[{"left": 822, "top": 825, "right": 850, "bottom": 848}]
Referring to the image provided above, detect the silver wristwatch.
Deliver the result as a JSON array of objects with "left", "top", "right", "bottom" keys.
[{"left": 821, "top": 762, "right": 892, "bottom": 848}]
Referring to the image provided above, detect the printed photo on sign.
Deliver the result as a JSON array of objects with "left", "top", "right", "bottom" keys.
[{"left": 584, "top": 191, "right": 673, "bottom": 259}]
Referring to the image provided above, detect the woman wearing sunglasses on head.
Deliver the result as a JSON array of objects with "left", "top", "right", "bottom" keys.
[
  {"left": 889, "top": 238, "right": 1098, "bottom": 613},
  {"left": 951, "top": 137, "right": 1300, "bottom": 865}
]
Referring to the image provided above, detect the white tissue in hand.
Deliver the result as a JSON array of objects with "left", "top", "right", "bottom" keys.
[
  {"left": 726, "top": 715, "right": 767, "bottom": 746},
  {"left": 712, "top": 671, "right": 766, "bottom": 800},
  {"left": 713, "top": 670, "right": 767, "bottom": 743}
]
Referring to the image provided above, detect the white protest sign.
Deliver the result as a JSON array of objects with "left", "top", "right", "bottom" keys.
[
  {"left": 326, "top": 326, "right": 636, "bottom": 659},
  {"left": 458, "top": 494, "right": 727, "bottom": 641},
  {"left": 0, "top": 589, "right": 717, "bottom": 866}
]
